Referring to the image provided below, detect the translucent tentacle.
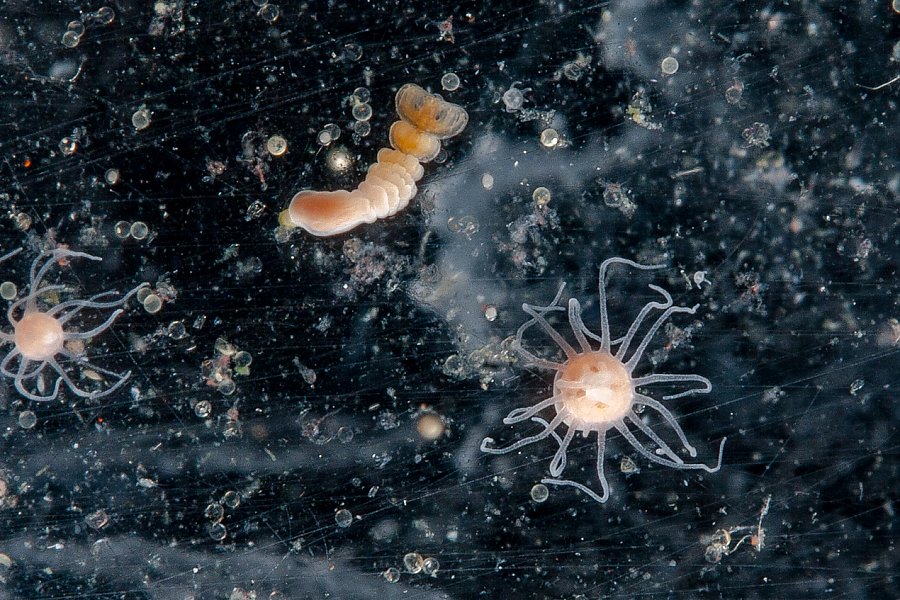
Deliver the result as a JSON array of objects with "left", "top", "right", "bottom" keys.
[
  {"left": 614, "top": 284, "right": 672, "bottom": 361},
  {"left": 49, "top": 356, "right": 130, "bottom": 399},
  {"left": 633, "top": 373, "right": 712, "bottom": 399},
  {"left": 1, "top": 347, "right": 22, "bottom": 377},
  {"left": 2, "top": 350, "right": 44, "bottom": 380},
  {"left": 634, "top": 394, "right": 700, "bottom": 456},
  {"left": 624, "top": 304, "right": 698, "bottom": 372},
  {"left": 65, "top": 309, "right": 124, "bottom": 340},
  {"left": 515, "top": 282, "right": 573, "bottom": 364},
  {"left": 567, "top": 298, "right": 592, "bottom": 354},
  {"left": 542, "top": 429, "right": 611, "bottom": 503},
  {"left": 503, "top": 394, "right": 560, "bottom": 424},
  {"left": 8, "top": 294, "right": 31, "bottom": 323},
  {"left": 522, "top": 306, "right": 576, "bottom": 359},
  {"left": 626, "top": 410, "right": 685, "bottom": 463},
  {"left": 616, "top": 422, "right": 725, "bottom": 473},
  {"left": 541, "top": 477, "right": 608, "bottom": 503},
  {"left": 594, "top": 429, "right": 611, "bottom": 501},
  {"left": 57, "top": 282, "right": 148, "bottom": 325},
  {"left": 598, "top": 257, "right": 665, "bottom": 353},
  {"left": 49, "top": 291, "right": 122, "bottom": 317},
  {"left": 549, "top": 425, "right": 576, "bottom": 477},
  {"left": 536, "top": 417, "right": 612, "bottom": 503},
  {"left": 14, "top": 359, "right": 63, "bottom": 402},
  {"left": 30, "top": 249, "right": 99, "bottom": 289},
  {"left": 481, "top": 412, "right": 565, "bottom": 455},
  {"left": 0, "top": 247, "right": 22, "bottom": 263},
  {"left": 511, "top": 338, "right": 565, "bottom": 371}
]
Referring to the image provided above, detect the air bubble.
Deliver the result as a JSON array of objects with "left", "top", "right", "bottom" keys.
[
  {"left": 67, "top": 21, "right": 86, "bottom": 36},
  {"left": 18, "top": 411, "right": 37, "bottom": 429},
  {"left": 530, "top": 483, "right": 549, "bottom": 502},
  {"left": 223, "top": 490, "right": 241, "bottom": 508},
  {"left": 325, "top": 146, "right": 353, "bottom": 172},
  {"left": 61, "top": 30, "right": 81, "bottom": 48},
  {"left": 257, "top": 3, "right": 280, "bottom": 23},
  {"left": 84, "top": 509, "right": 110, "bottom": 530},
  {"left": 218, "top": 378, "right": 236, "bottom": 396},
  {"left": 194, "top": 400, "right": 212, "bottom": 418},
  {"left": 403, "top": 552, "right": 424, "bottom": 574},
  {"left": 540, "top": 128, "right": 559, "bottom": 148},
  {"left": 0, "top": 281, "right": 16, "bottom": 300},
  {"left": 234, "top": 351, "right": 253, "bottom": 369},
  {"left": 104, "top": 168, "right": 120, "bottom": 185},
  {"left": 532, "top": 186, "right": 551, "bottom": 205},
  {"left": 353, "top": 87, "right": 370, "bottom": 103},
  {"left": 352, "top": 120, "right": 371, "bottom": 137},
  {"left": 129, "top": 221, "right": 149, "bottom": 240},
  {"left": 114, "top": 220, "right": 130, "bottom": 239},
  {"left": 167, "top": 321, "right": 187, "bottom": 339},
  {"left": 351, "top": 102, "right": 372, "bottom": 121},
  {"left": 661, "top": 56, "right": 679, "bottom": 75},
  {"left": 562, "top": 62, "right": 582, "bottom": 80},
  {"left": 342, "top": 43, "right": 363, "bottom": 61},
  {"left": 132, "top": 108, "right": 151, "bottom": 131},
  {"left": 59, "top": 137, "right": 78, "bottom": 156},
  {"left": 317, "top": 123, "right": 341, "bottom": 146},
  {"left": 204, "top": 502, "right": 224, "bottom": 522},
  {"left": 95, "top": 7, "right": 115, "bottom": 25},
  {"left": 337, "top": 426, "right": 354, "bottom": 443},
  {"left": 335, "top": 508, "right": 353, "bottom": 528},
  {"left": 382, "top": 567, "right": 400, "bottom": 583},
  {"left": 422, "top": 557, "right": 440, "bottom": 576},
  {"left": 441, "top": 72, "right": 460, "bottom": 91},
  {"left": 142, "top": 293, "right": 163, "bottom": 314},
  {"left": 266, "top": 135, "right": 288, "bottom": 156},
  {"left": 208, "top": 522, "right": 227, "bottom": 541}
]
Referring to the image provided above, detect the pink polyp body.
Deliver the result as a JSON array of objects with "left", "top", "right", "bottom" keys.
[
  {"left": 376, "top": 148, "right": 424, "bottom": 182},
  {"left": 281, "top": 83, "right": 466, "bottom": 237},
  {"left": 480, "top": 257, "right": 726, "bottom": 503},
  {"left": 284, "top": 190, "right": 375, "bottom": 236},
  {"left": 15, "top": 312, "right": 65, "bottom": 361},
  {"left": 1, "top": 248, "right": 148, "bottom": 402}
]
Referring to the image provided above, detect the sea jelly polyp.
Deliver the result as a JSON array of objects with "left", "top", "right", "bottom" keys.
[
  {"left": 279, "top": 83, "right": 468, "bottom": 236},
  {"left": 481, "top": 257, "right": 726, "bottom": 503},
  {"left": 0, "top": 248, "right": 148, "bottom": 402}
]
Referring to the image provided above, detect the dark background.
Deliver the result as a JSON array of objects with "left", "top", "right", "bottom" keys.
[{"left": 0, "top": 0, "right": 897, "bottom": 598}]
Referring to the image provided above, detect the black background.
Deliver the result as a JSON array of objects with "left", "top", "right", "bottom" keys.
[{"left": 0, "top": 1, "right": 897, "bottom": 598}]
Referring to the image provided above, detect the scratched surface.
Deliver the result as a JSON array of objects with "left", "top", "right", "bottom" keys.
[{"left": 0, "top": 1, "right": 897, "bottom": 598}]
